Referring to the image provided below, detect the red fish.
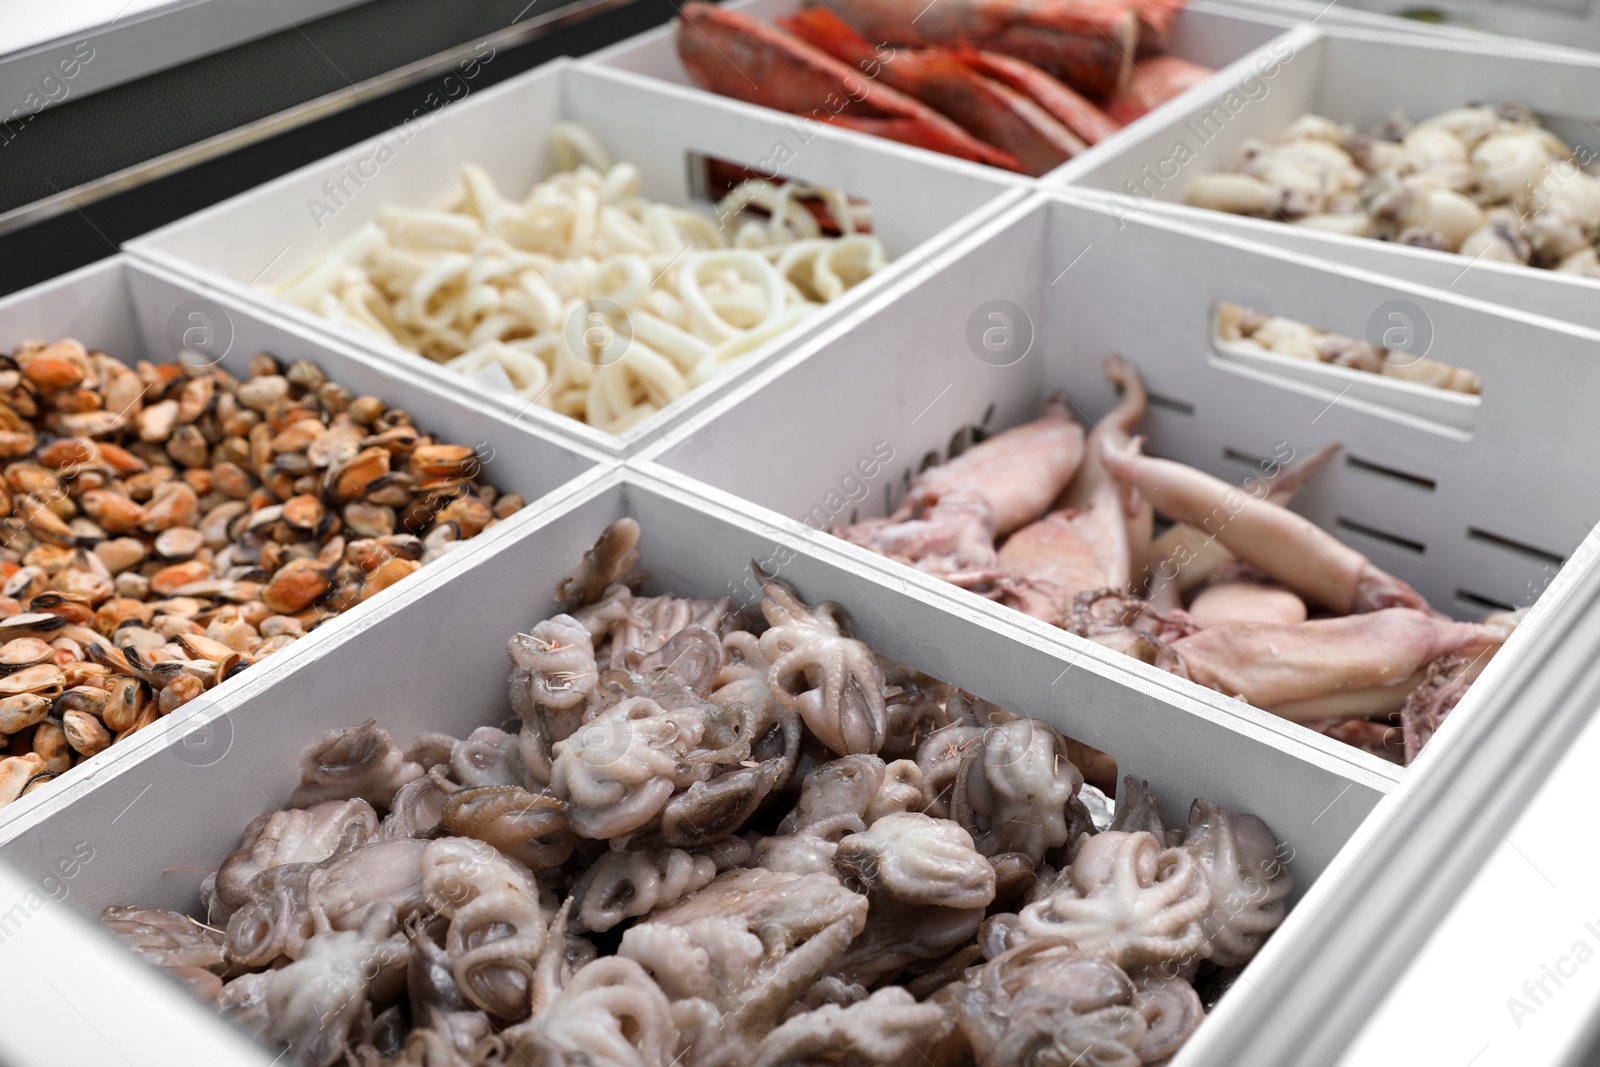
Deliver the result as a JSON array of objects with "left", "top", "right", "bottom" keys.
[{"left": 784, "top": 6, "right": 1087, "bottom": 175}]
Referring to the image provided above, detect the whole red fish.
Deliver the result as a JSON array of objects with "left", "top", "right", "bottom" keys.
[
  {"left": 804, "top": 0, "right": 1138, "bottom": 97},
  {"left": 785, "top": 6, "right": 1087, "bottom": 175},
  {"left": 677, "top": 2, "right": 1025, "bottom": 169},
  {"left": 1104, "top": 54, "right": 1214, "bottom": 124}
]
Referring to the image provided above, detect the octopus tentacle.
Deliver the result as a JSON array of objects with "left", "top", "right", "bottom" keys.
[
  {"left": 508, "top": 614, "right": 598, "bottom": 729},
  {"left": 448, "top": 728, "right": 523, "bottom": 789},
  {"left": 224, "top": 862, "right": 318, "bottom": 967},
  {"left": 834, "top": 811, "right": 995, "bottom": 909},
  {"left": 215, "top": 798, "right": 378, "bottom": 912},
  {"left": 951, "top": 719, "right": 1083, "bottom": 863},
  {"left": 1183, "top": 801, "right": 1292, "bottom": 967}
]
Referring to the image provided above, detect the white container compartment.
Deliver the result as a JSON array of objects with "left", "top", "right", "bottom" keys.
[
  {"left": 588, "top": 0, "right": 1308, "bottom": 183},
  {"left": 1052, "top": 22, "right": 1600, "bottom": 332},
  {"left": 590, "top": 0, "right": 1295, "bottom": 83},
  {"left": 0, "top": 466, "right": 1394, "bottom": 1066},
  {"left": 643, "top": 188, "right": 1600, "bottom": 769},
  {"left": 125, "top": 59, "right": 1023, "bottom": 457},
  {"left": 0, "top": 253, "right": 604, "bottom": 835}
]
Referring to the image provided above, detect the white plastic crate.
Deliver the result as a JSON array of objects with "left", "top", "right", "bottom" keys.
[
  {"left": 590, "top": 0, "right": 1296, "bottom": 81},
  {"left": 0, "top": 253, "right": 604, "bottom": 836},
  {"left": 638, "top": 185, "right": 1600, "bottom": 796},
  {"left": 647, "top": 189, "right": 1600, "bottom": 627},
  {"left": 638, "top": 187, "right": 1600, "bottom": 1064},
  {"left": 587, "top": 0, "right": 1310, "bottom": 184},
  {"left": 1052, "top": 21, "right": 1600, "bottom": 332},
  {"left": 125, "top": 59, "right": 1024, "bottom": 457},
  {"left": 0, "top": 466, "right": 1394, "bottom": 1066},
  {"left": 1204, "top": 0, "right": 1482, "bottom": 36}
]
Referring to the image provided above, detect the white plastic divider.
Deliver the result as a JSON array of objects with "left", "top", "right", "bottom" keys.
[
  {"left": 0, "top": 464, "right": 1392, "bottom": 1064},
  {"left": 1051, "top": 21, "right": 1600, "bottom": 331},
  {"left": 124, "top": 58, "right": 1025, "bottom": 457},
  {"left": 0, "top": 857, "right": 274, "bottom": 1067},
  {"left": 641, "top": 187, "right": 1600, "bottom": 782},
  {"left": 0, "top": 253, "right": 609, "bottom": 837}
]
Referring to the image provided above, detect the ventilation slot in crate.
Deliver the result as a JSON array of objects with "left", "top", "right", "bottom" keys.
[
  {"left": 1466, "top": 527, "right": 1567, "bottom": 569},
  {"left": 1222, "top": 446, "right": 1267, "bottom": 469},
  {"left": 1457, "top": 588, "right": 1517, "bottom": 615},
  {"left": 1344, "top": 455, "right": 1437, "bottom": 492},
  {"left": 1336, "top": 517, "right": 1426, "bottom": 556},
  {"left": 1147, "top": 392, "right": 1195, "bottom": 416}
]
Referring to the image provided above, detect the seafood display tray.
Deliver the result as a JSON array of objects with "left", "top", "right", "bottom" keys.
[
  {"left": 640, "top": 185, "right": 1600, "bottom": 1063},
  {"left": 8, "top": 7, "right": 1600, "bottom": 1062},
  {"left": 0, "top": 252, "right": 603, "bottom": 836},
  {"left": 585, "top": 0, "right": 1310, "bottom": 183},
  {"left": 645, "top": 187, "right": 1600, "bottom": 630},
  {"left": 0, "top": 465, "right": 1395, "bottom": 1066},
  {"left": 1051, "top": 21, "right": 1600, "bottom": 332},
  {"left": 123, "top": 58, "right": 1025, "bottom": 458}
]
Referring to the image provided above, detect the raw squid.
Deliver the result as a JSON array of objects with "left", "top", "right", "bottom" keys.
[{"left": 830, "top": 355, "right": 1522, "bottom": 765}]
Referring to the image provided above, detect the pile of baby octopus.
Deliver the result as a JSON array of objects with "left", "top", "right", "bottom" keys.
[
  {"left": 101, "top": 519, "right": 1290, "bottom": 1067},
  {"left": 1186, "top": 101, "right": 1600, "bottom": 274},
  {"left": 0, "top": 340, "right": 518, "bottom": 810},
  {"left": 835, "top": 356, "right": 1517, "bottom": 764}
]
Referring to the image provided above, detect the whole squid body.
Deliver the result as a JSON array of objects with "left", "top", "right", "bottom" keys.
[
  {"left": 805, "top": 0, "right": 1141, "bottom": 97},
  {"left": 994, "top": 354, "right": 1152, "bottom": 622},
  {"left": 1164, "top": 609, "right": 1512, "bottom": 720},
  {"left": 1101, "top": 439, "right": 1431, "bottom": 616},
  {"left": 833, "top": 396, "right": 1087, "bottom": 582}
]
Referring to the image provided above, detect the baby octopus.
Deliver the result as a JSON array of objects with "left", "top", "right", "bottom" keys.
[{"left": 101, "top": 520, "right": 1292, "bottom": 1066}]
